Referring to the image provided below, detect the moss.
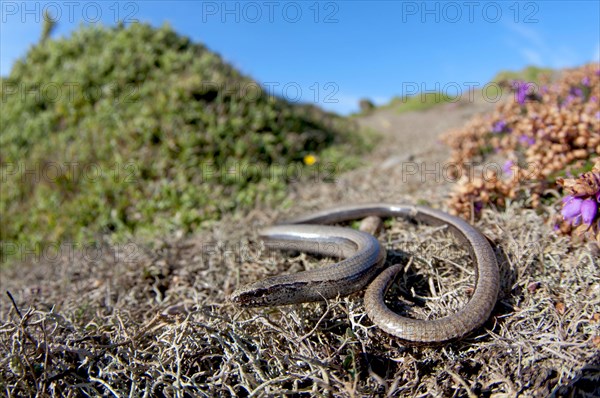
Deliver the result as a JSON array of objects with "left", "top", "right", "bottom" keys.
[{"left": 1, "top": 22, "right": 370, "bottom": 264}]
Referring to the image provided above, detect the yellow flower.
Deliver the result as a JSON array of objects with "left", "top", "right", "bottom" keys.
[{"left": 303, "top": 154, "right": 317, "bottom": 166}]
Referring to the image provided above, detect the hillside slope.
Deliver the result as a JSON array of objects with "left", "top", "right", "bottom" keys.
[{"left": 0, "top": 23, "right": 366, "bottom": 260}]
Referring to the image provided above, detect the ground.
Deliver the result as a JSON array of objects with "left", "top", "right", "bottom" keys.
[{"left": 1, "top": 95, "right": 599, "bottom": 397}]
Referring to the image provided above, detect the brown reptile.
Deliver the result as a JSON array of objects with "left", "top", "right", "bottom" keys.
[{"left": 231, "top": 203, "right": 500, "bottom": 344}]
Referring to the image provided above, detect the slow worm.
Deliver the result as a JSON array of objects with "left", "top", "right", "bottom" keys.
[{"left": 230, "top": 204, "right": 500, "bottom": 343}]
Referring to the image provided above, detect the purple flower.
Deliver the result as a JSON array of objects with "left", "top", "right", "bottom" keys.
[
  {"left": 562, "top": 194, "right": 574, "bottom": 204},
  {"left": 561, "top": 195, "right": 599, "bottom": 226},
  {"left": 492, "top": 120, "right": 510, "bottom": 133},
  {"left": 553, "top": 223, "right": 560, "bottom": 231},
  {"left": 570, "top": 87, "right": 583, "bottom": 97},
  {"left": 519, "top": 135, "right": 535, "bottom": 146},
  {"left": 513, "top": 80, "right": 532, "bottom": 105},
  {"left": 595, "top": 111, "right": 600, "bottom": 121},
  {"left": 581, "top": 199, "right": 598, "bottom": 225},
  {"left": 563, "top": 94, "right": 575, "bottom": 106},
  {"left": 582, "top": 76, "right": 590, "bottom": 86},
  {"left": 502, "top": 160, "right": 514, "bottom": 175},
  {"left": 561, "top": 196, "right": 583, "bottom": 225},
  {"left": 474, "top": 201, "right": 483, "bottom": 213}
]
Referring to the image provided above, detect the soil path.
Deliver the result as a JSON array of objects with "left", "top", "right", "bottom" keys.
[{"left": 283, "top": 96, "right": 500, "bottom": 216}]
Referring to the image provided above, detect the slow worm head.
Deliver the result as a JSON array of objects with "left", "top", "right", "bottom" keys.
[{"left": 230, "top": 224, "right": 386, "bottom": 306}]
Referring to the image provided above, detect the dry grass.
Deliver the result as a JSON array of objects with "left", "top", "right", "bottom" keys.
[
  {"left": 2, "top": 93, "right": 599, "bottom": 397},
  {"left": 1, "top": 202, "right": 599, "bottom": 397}
]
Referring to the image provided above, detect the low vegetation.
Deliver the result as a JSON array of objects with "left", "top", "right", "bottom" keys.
[
  {"left": 384, "top": 91, "right": 460, "bottom": 113},
  {"left": 0, "top": 23, "right": 371, "bottom": 264},
  {"left": 1, "top": 23, "right": 597, "bottom": 396},
  {"left": 441, "top": 63, "right": 599, "bottom": 243}
]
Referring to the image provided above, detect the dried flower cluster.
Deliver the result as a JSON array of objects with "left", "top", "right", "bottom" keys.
[
  {"left": 556, "top": 160, "right": 600, "bottom": 242},
  {"left": 441, "top": 64, "right": 599, "bottom": 241}
]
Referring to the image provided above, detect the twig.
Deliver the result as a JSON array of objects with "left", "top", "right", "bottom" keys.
[
  {"left": 6, "top": 291, "right": 23, "bottom": 319},
  {"left": 447, "top": 370, "right": 477, "bottom": 398}
]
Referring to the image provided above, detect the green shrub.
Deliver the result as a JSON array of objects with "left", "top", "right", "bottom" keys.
[
  {"left": 491, "top": 65, "right": 555, "bottom": 85},
  {"left": 0, "top": 23, "right": 370, "bottom": 263}
]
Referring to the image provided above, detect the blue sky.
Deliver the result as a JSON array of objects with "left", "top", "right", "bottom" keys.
[{"left": 1, "top": 1, "right": 599, "bottom": 114}]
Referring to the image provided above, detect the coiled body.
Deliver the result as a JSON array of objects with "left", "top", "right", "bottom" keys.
[{"left": 230, "top": 204, "right": 500, "bottom": 343}]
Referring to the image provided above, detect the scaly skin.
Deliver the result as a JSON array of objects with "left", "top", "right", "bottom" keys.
[{"left": 231, "top": 203, "right": 500, "bottom": 344}]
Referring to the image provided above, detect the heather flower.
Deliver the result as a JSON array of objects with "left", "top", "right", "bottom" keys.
[
  {"left": 582, "top": 76, "right": 590, "bottom": 86},
  {"left": 518, "top": 135, "right": 535, "bottom": 146},
  {"left": 561, "top": 94, "right": 575, "bottom": 107},
  {"left": 561, "top": 196, "right": 583, "bottom": 225},
  {"left": 569, "top": 87, "right": 583, "bottom": 97},
  {"left": 502, "top": 160, "right": 514, "bottom": 175},
  {"left": 444, "top": 65, "right": 599, "bottom": 230},
  {"left": 513, "top": 80, "right": 532, "bottom": 105},
  {"left": 558, "top": 160, "right": 600, "bottom": 240},
  {"left": 553, "top": 223, "right": 560, "bottom": 231},
  {"left": 492, "top": 120, "right": 510, "bottom": 133},
  {"left": 559, "top": 163, "right": 600, "bottom": 198},
  {"left": 581, "top": 199, "right": 598, "bottom": 225}
]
